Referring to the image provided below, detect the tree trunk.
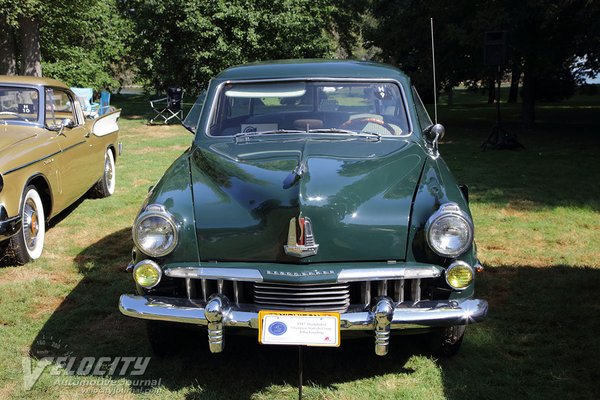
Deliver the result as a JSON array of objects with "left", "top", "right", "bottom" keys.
[
  {"left": 19, "top": 16, "right": 42, "bottom": 76},
  {"left": 508, "top": 62, "right": 521, "bottom": 103},
  {"left": 447, "top": 86, "right": 453, "bottom": 106},
  {"left": 0, "top": 15, "right": 17, "bottom": 75},
  {"left": 487, "top": 76, "right": 495, "bottom": 104},
  {"left": 521, "top": 60, "right": 536, "bottom": 128}
]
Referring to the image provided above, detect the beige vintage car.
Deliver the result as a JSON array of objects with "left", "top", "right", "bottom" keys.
[{"left": 0, "top": 76, "right": 121, "bottom": 264}]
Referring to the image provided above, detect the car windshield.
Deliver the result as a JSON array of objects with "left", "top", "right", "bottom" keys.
[
  {"left": 208, "top": 81, "right": 410, "bottom": 137},
  {"left": 0, "top": 86, "right": 39, "bottom": 123}
]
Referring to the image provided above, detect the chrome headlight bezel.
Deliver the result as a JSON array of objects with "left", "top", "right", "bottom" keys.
[
  {"left": 132, "top": 204, "right": 179, "bottom": 257},
  {"left": 425, "top": 203, "right": 474, "bottom": 257}
]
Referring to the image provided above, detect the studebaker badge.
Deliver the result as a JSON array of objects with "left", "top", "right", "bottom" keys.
[{"left": 284, "top": 216, "right": 319, "bottom": 258}]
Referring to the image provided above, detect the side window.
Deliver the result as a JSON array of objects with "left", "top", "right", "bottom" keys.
[
  {"left": 45, "top": 89, "right": 79, "bottom": 127},
  {"left": 412, "top": 86, "right": 433, "bottom": 130}
]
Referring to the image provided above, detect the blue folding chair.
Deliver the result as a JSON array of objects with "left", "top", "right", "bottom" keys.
[
  {"left": 71, "top": 87, "right": 99, "bottom": 117},
  {"left": 98, "top": 90, "right": 111, "bottom": 116}
]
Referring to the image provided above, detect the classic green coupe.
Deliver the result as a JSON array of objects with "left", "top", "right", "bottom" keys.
[
  {"left": 119, "top": 60, "right": 487, "bottom": 356},
  {"left": 0, "top": 76, "right": 120, "bottom": 265}
]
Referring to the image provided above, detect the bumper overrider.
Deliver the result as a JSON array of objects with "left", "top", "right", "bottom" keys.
[
  {"left": 0, "top": 214, "right": 21, "bottom": 241},
  {"left": 119, "top": 283, "right": 487, "bottom": 356}
]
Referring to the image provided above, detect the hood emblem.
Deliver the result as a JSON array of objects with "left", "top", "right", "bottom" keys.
[{"left": 284, "top": 216, "right": 319, "bottom": 258}]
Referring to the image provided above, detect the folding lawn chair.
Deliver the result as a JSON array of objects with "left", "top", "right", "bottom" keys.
[
  {"left": 71, "top": 87, "right": 99, "bottom": 117},
  {"left": 98, "top": 90, "right": 111, "bottom": 116},
  {"left": 149, "top": 87, "right": 183, "bottom": 124}
]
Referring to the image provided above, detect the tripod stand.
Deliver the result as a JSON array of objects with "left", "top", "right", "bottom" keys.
[{"left": 481, "top": 65, "right": 524, "bottom": 150}]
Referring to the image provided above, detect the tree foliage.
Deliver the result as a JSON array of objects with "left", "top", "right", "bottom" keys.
[
  {"left": 122, "top": 0, "right": 336, "bottom": 94},
  {"left": 0, "top": 0, "right": 132, "bottom": 89},
  {"left": 365, "top": 0, "right": 600, "bottom": 125},
  {"left": 1, "top": 0, "right": 598, "bottom": 126}
]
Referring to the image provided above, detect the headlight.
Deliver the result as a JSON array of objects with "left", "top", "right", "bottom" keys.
[
  {"left": 445, "top": 261, "right": 473, "bottom": 289},
  {"left": 425, "top": 203, "right": 473, "bottom": 257},
  {"left": 132, "top": 204, "right": 178, "bottom": 257},
  {"left": 133, "top": 260, "right": 162, "bottom": 288}
]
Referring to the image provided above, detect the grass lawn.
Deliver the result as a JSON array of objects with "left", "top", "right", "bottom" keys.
[{"left": 0, "top": 90, "right": 599, "bottom": 399}]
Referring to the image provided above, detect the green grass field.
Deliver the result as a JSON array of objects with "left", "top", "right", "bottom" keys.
[{"left": 0, "top": 90, "right": 599, "bottom": 399}]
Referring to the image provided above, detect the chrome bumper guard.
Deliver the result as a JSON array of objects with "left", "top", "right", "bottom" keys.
[{"left": 119, "top": 294, "right": 488, "bottom": 356}]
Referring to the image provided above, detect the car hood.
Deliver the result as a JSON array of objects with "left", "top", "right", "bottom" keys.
[
  {"left": 190, "top": 137, "right": 426, "bottom": 263},
  {"left": 0, "top": 125, "right": 39, "bottom": 155}
]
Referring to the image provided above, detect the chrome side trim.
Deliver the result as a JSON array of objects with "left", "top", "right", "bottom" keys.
[
  {"left": 165, "top": 267, "right": 264, "bottom": 282},
  {"left": 2, "top": 149, "right": 62, "bottom": 175},
  {"left": 337, "top": 266, "right": 441, "bottom": 282}
]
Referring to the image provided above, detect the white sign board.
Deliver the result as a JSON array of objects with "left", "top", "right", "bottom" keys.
[{"left": 259, "top": 311, "right": 340, "bottom": 347}]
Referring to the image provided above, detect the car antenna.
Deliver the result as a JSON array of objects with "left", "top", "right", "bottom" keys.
[{"left": 430, "top": 17, "right": 438, "bottom": 124}]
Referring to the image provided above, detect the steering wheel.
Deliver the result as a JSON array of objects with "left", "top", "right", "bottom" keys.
[
  {"left": 0, "top": 111, "right": 30, "bottom": 122},
  {"left": 339, "top": 117, "right": 396, "bottom": 135}
]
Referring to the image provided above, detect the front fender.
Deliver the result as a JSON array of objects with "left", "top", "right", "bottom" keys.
[{"left": 135, "top": 148, "right": 200, "bottom": 265}]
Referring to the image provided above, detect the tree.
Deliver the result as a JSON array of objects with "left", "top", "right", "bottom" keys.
[
  {"left": 0, "top": 0, "right": 44, "bottom": 76},
  {"left": 365, "top": 0, "right": 600, "bottom": 127},
  {"left": 0, "top": 14, "right": 17, "bottom": 74},
  {"left": 120, "top": 0, "right": 337, "bottom": 94},
  {"left": 0, "top": 0, "right": 132, "bottom": 88}
]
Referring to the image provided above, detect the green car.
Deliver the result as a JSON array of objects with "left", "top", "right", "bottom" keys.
[{"left": 119, "top": 60, "right": 487, "bottom": 357}]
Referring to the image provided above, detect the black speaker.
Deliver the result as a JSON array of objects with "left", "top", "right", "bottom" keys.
[{"left": 484, "top": 31, "right": 508, "bottom": 66}]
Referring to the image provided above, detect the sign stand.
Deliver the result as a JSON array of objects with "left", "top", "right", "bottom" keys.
[{"left": 298, "top": 346, "right": 303, "bottom": 399}]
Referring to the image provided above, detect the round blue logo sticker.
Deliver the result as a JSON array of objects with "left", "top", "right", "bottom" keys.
[{"left": 268, "top": 321, "right": 287, "bottom": 336}]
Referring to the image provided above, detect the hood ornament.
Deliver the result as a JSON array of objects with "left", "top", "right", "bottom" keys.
[{"left": 284, "top": 216, "right": 319, "bottom": 258}]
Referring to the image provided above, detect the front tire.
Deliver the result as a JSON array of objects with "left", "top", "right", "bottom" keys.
[
  {"left": 7, "top": 186, "right": 46, "bottom": 265},
  {"left": 90, "top": 149, "right": 116, "bottom": 198},
  {"left": 146, "top": 320, "right": 185, "bottom": 357},
  {"left": 428, "top": 325, "right": 466, "bottom": 357}
]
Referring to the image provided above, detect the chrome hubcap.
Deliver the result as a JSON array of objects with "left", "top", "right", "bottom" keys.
[
  {"left": 105, "top": 157, "right": 113, "bottom": 182},
  {"left": 23, "top": 198, "right": 39, "bottom": 251}
]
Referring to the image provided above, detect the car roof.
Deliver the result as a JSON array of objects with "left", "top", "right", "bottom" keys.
[
  {"left": 0, "top": 75, "right": 70, "bottom": 89},
  {"left": 215, "top": 59, "right": 410, "bottom": 83}
]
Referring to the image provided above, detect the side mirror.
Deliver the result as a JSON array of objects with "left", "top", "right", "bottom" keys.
[
  {"left": 424, "top": 123, "right": 445, "bottom": 143},
  {"left": 61, "top": 118, "right": 75, "bottom": 129}
]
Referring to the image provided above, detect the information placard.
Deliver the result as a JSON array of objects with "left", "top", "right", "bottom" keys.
[{"left": 258, "top": 310, "right": 340, "bottom": 347}]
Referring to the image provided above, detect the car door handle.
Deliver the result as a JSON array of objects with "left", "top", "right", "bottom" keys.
[{"left": 85, "top": 131, "right": 90, "bottom": 138}]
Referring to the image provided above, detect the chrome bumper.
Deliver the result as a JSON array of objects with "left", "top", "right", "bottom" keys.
[
  {"left": 0, "top": 214, "right": 21, "bottom": 240},
  {"left": 119, "top": 294, "right": 487, "bottom": 356}
]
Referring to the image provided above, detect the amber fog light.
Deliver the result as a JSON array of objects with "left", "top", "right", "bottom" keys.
[
  {"left": 445, "top": 261, "right": 473, "bottom": 289},
  {"left": 133, "top": 260, "right": 162, "bottom": 288}
]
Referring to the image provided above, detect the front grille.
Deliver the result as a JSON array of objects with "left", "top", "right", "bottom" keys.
[
  {"left": 254, "top": 282, "right": 350, "bottom": 312},
  {"left": 167, "top": 275, "right": 450, "bottom": 311}
]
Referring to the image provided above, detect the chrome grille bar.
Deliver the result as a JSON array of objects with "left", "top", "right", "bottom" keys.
[{"left": 254, "top": 282, "right": 350, "bottom": 312}]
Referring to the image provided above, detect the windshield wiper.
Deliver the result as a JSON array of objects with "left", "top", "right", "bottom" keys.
[
  {"left": 308, "top": 128, "right": 382, "bottom": 141},
  {"left": 234, "top": 129, "right": 304, "bottom": 143}
]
